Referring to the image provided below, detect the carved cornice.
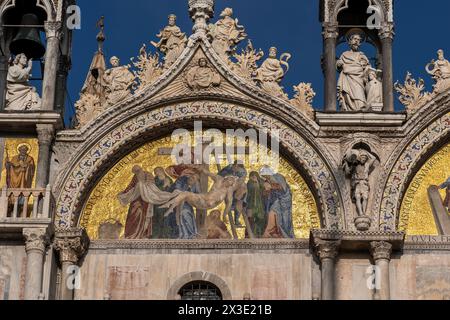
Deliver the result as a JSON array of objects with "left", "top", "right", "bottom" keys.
[
  {"left": 370, "top": 241, "right": 393, "bottom": 261},
  {"left": 54, "top": 228, "right": 90, "bottom": 264},
  {"left": 23, "top": 228, "right": 51, "bottom": 254}
]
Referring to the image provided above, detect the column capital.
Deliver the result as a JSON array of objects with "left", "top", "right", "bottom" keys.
[
  {"left": 36, "top": 124, "right": 55, "bottom": 146},
  {"left": 379, "top": 22, "right": 395, "bottom": 40},
  {"left": 322, "top": 23, "right": 339, "bottom": 40},
  {"left": 314, "top": 239, "right": 341, "bottom": 261},
  {"left": 44, "top": 21, "right": 63, "bottom": 40},
  {"left": 54, "top": 228, "right": 90, "bottom": 265},
  {"left": 23, "top": 228, "right": 51, "bottom": 254},
  {"left": 370, "top": 241, "right": 393, "bottom": 261}
]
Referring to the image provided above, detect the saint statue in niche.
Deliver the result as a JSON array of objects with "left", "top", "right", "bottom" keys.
[{"left": 337, "top": 31, "right": 371, "bottom": 111}]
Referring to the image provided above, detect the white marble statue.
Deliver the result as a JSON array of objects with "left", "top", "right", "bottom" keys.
[
  {"left": 185, "top": 58, "right": 221, "bottom": 90},
  {"left": 337, "top": 33, "right": 371, "bottom": 111},
  {"left": 208, "top": 7, "right": 247, "bottom": 60},
  {"left": 151, "top": 14, "right": 187, "bottom": 67},
  {"left": 103, "top": 56, "right": 135, "bottom": 107},
  {"left": 366, "top": 68, "right": 383, "bottom": 111},
  {"left": 5, "top": 53, "right": 41, "bottom": 111},
  {"left": 255, "top": 47, "right": 291, "bottom": 99},
  {"left": 426, "top": 49, "right": 450, "bottom": 92}
]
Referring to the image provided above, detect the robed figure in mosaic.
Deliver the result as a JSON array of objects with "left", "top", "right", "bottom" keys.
[
  {"left": 439, "top": 177, "right": 450, "bottom": 211},
  {"left": 5, "top": 144, "right": 35, "bottom": 189}
]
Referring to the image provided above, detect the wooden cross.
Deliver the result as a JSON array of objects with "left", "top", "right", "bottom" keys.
[{"left": 157, "top": 138, "right": 253, "bottom": 239}]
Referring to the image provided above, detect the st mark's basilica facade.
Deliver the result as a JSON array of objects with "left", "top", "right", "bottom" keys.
[{"left": 0, "top": 0, "right": 450, "bottom": 300}]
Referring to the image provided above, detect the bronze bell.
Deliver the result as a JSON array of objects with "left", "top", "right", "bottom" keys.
[{"left": 9, "top": 13, "right": 46, "bottom": 60}]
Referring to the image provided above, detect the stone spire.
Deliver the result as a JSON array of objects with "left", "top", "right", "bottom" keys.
[{"left": 188, "top": 0, "right": 214, "bottom": 34}]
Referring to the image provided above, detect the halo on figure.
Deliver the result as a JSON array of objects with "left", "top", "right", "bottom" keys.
[
  {"left": 16, "top": 143, "right": 32, "bottom": 154},
  {"left": 345, "top": 28, "right": 367, "bottom": 43}
]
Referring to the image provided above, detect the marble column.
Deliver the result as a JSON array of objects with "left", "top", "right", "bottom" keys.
[
  {"left": 315, "top": 239, "right": 341, "bottom": 300},
  {"left": 42, "top": 21, "right": 62, "bottom": 111},
  {"left": 370, "top": 241, "right": 393, "bottom": 300},
  {"left": 54, "top": 55, "right": 71, "bottom": 114},
  {"left": 379, "top": 23, "right": 395, "bottom": 113},
  {"left": 0, "top": 55, "right": 7, "bottom": 110},
  {"left": 36, "top": 124, "right": 55, "bottom": 188},
  {"left": 23, "top": 228, "right": 50, "bottom": 300},
  {"left": 54, "top": 228, "right": 90, "bottom": 300},
  {"left": 322, "top": 24, "right": 338, "bottom": 112}
]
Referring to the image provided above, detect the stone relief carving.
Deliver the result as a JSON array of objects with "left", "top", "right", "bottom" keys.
[
  {"left": 184, "top": 58, "right": 221, "bottom": 90},
  {"left": 103, "top": 56, "right": 135, "bottom": 107},
  {"left": 131, "top": 44, "right": 163, "bottom": 90},
  {"left": 394, "top": 72, "right": 431, "bottom": 115},
  {"left": 290, "top": 83, "right": 316, "bottom": 119},
  {"left": 232, "top": 40, "right": 264, "bottom": 82},
  {"left": 208, "top": 7, "right": 247, "bottom": 61},
  {"left": 342, "top": 148, "right": 377, "bottom": 231},
  {"left": 5, "top": 53, "right": 41, "bottom": 111},
  {"left": 255, "top": 47, "right": 291, "bottom": 100},
  {"left": 151, "top": 14, "right": 187, "bottom": 68}
]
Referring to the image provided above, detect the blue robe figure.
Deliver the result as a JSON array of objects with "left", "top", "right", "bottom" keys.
[
  {"left": 261, "top": 167, "right": 294, "bottom": 239},
  {"left": 168, "top": 175, "right": 200, "bottom": 239},
  {"left": 219, "top": 162, "right": 247, "bottom": 225}
]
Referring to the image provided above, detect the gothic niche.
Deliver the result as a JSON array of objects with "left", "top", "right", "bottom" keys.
[
  {"left": 342, "top": 143, "right": 379, "bottom": 231},
  {"left": 321, "top": 0, "right": 394, "bottom": 112},
  {"left": 80, "top": 133, "right": 320, "bottom": 241}
]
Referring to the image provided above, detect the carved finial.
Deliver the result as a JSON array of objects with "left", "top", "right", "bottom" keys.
[
  {"left": 96, "top": 16, "right": 105, "bottom": 53},
  {"left": 188, "top": 0, "right": 214, "bottom": 34}
]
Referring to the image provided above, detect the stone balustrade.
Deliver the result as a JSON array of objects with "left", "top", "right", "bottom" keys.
[{"left": 0, "top": 185, "right": 54, "bottom": 220}]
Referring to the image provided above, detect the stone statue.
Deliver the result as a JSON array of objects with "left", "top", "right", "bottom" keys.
[
  {"left": 5, "top": 54, "right": 41, "bottom": 111},
  {"left": 366, "top": 68, "right": 383, "bottom": 111},
  {"left": 337, "top": 32, "right": 371, "bottom": 111},
  {"left": 151, "top": 14, "right": 187, "bottom": 67},
  {"left": 103, "top": 56, "right": 135, "bottom": 107},
  {"left": 185, "top": 58, "right": 221, "bottom": 90},
  {"left": 426, "top": 49, "right": 450, "bottom": 93},
  {"left": 255, "top": 47, "right": 291, "bottom": 99},
  {"left": 4, "top": 144, "right": 35, "bottom": 189},
  {"left": 208, "top": 7, "right": 247, "bottom": 60},
  {"left": 343, "top": 149, "right": 376, "bottom": 231}
]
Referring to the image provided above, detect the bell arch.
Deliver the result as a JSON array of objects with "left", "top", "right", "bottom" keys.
[
  {"left": 0, "top": 0, "right": 56, "bottom": 22},
  {"left": 53, "top": 100, "right": 344, "bottom": 233}
]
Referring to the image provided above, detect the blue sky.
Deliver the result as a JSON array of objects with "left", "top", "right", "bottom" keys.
[{"left": 67, "top": 0, "right": 450, "bottom": 117}]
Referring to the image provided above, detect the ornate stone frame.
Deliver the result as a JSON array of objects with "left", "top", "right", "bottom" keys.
[
  {"left": 53, "top": 37, "right": 345, "bottom": 233},
  {"left": 166, "top": 271, "right": 232, "bottom": 300},
  {"left": 0, "top": 0, "right": 57, "bottom": 21},
  {"left": 378, "top": 91, "right": 450, "bottom": 231},
  {"left": 323, "top": 0, "right": 392, "bottom": 24}
]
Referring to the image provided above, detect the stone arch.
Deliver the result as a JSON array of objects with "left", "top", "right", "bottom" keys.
[
  {"left": 379, "top": 95, "right": 450, "bottom": 231},
  {"left": 0, "top": 0, "right": 56, "bottom": 21},
  {"left": 328, "top": 0, "right": 391, "bottom": 23},
  {"left": 167, "top": 272, "right": 232, "bottom": 300},
  {"left": 54, "top": 100, "right": 344, "bottom": 232}
]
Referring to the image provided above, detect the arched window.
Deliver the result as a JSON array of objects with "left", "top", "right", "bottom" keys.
[{"left": 178, "top": 281, "right": 223, "bottom": 301}]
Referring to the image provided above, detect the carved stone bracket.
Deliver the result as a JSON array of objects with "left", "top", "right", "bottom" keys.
[{"left": 54, "top": 228, "right": 90, "bottom": 265}]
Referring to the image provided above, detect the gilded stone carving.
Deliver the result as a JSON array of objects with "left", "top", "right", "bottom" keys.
[
  {"left": 232, "top": 40, "right": 264, "bottom": 82},
  {"left": 151, "top": 14, "right": 187, "bottom": 68},
  {"left": 208, "top": 7, "right": 247, "bottom": 61},
  {"left": 290, "top": 83, "right": 316, "bottom": 119},
  {"left": 255, "top": 47, "right": 291, "bottom": 100},
  {"left": 131, "top": 44, "right": 163, "bottom": 90},
  {"left": 185, "top": 58, "right": 221, "bottom": 90},
  {"left": 394, "top": 72, "right": 431, "bottom": 115},
  {"left": 5, "top": 54, "right": 41, "bottom": 111}
]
